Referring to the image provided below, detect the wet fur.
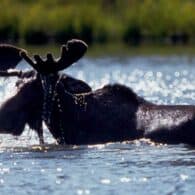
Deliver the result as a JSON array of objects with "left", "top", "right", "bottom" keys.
[
  {"left": 1, "top": 70, "right": 195, "bottom": 145},
  {"left": 0, "top": 74, "right": 91, "bottom": 143},
  {"left": 41, "top": 73, "right": 195, "bottom": 145}
]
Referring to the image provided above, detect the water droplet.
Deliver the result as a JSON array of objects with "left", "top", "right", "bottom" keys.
[
  {"left": 140, "top": 177, "right": 148, "bottom": 182},
  {"left": 174, "top": 71, "right": 180, "bottom": 77},
  {"left": 56, "top": 180, "right": 61, "bottom": 184},
  {"left": 120, "top": 177, "right": 131, "bottom": 183},
  {"left": 156, "top": 72, "right": 162, "bottom": 78},
  {"left": 182, "top": 70, "right": 188, "bottom": 76},
  {"left": 0, "top": 179, "right": 4, "bottom": 184},
  {"left": 77, "top": 189, "right": 83, "bottom": 195},
  {"left": 40, "top": 169, "right": 45, "bottom": 173},
  {"left": 85, "top": 190, "right": 90, "bottom": 194},
  {"left": 180, "top": 174, "right": 188, "bottom": 181},
  {"left": 100, "top": 178, "right": 111, "bottom": 184},
  {"left": 57, "top": 168, "right": 62, "bottom": 172}
]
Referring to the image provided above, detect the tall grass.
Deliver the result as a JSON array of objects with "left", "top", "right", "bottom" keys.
[{"left": 1, "top": 0, "right": 195, "bottom": 45}]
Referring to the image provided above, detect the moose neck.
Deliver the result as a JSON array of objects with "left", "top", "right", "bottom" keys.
[{"left": 40, "top": 73, "right": 60, "bottom": 127}]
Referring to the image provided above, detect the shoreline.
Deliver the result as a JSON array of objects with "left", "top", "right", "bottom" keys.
[{"left": 15, "top": 42, "right": 195, "bottom": 58}]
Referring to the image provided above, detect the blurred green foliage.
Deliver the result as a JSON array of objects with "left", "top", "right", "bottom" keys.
[{"left": 1, "top": 0, "right": 195, "bottom": 45}]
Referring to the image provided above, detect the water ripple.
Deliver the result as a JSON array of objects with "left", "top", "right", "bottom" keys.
[{"left": 0, "top": 55, "right": 195, "bottom": 194}]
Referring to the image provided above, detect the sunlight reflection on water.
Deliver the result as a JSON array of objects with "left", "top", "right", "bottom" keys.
[{"left": 0, "top": 55, "right": 195, "bottom": 194}]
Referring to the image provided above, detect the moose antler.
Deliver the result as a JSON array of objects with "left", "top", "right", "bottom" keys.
[
  {"left": 20, "top": 39, "right": 88, "bottom": 74},
  {"left": 0, "top": 44, "right": 26, "bottom": 71}
]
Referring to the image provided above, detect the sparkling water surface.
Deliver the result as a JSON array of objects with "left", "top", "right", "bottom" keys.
[{"left": 0, "top": 55, "right": 195, "bottom": 194}]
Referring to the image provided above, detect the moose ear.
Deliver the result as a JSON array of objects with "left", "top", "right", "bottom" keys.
[{"left": 0, "top": 44, "right": 27, "bottom": 71}]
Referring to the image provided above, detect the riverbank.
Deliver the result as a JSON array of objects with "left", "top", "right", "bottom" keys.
[
  {"left": 0, "top": 54, "right": 195, "bottom": 195},
  {"left": 2, "top": 0, "right": 195, "bottom": 45},
  {"left": 20, "top": 43, "right": 195, "bottom": 58}
]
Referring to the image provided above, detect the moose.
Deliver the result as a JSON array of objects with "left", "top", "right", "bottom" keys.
[{"left": 0, "top": 39, "right": 195, "bottom": 145}]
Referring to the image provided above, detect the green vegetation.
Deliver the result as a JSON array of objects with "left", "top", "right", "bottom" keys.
[{"left": 1, "top": 0, "right": 195, "bottom": 45}]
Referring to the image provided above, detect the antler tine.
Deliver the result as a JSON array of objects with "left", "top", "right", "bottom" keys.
[
  {"left": 55, "top": 46, "right": 69, "bottom": 71},
  {"left": 20, "top": 51, "right": 35, "bottom": 66},
  {"left": 60, "top": 44, "right": 67, "bottom": 58},
  {"left": 57, "top": 45, "right": 67, "bottom": 63},
  {"left": 34, "top": 54, "right": 44, "bottom": 64},
  {"left": 46, "top": 53, "right": 55, "bottom": 63}
]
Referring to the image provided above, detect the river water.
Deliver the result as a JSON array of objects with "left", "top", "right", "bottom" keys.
[{"left": 0, "top": 54, "right": 195, "bottom": 194}]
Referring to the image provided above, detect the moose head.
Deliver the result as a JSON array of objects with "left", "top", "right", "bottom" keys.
[{"left": 0, "top": 39, "right": 90, "bottom": 145}]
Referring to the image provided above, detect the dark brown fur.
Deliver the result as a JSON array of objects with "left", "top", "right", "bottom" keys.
[
  {"left": 0, "top": 73, "right": 91, "bottom": 144},
  {"left": 39, "top": 73, "right": 195, "bottom": 145}
]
